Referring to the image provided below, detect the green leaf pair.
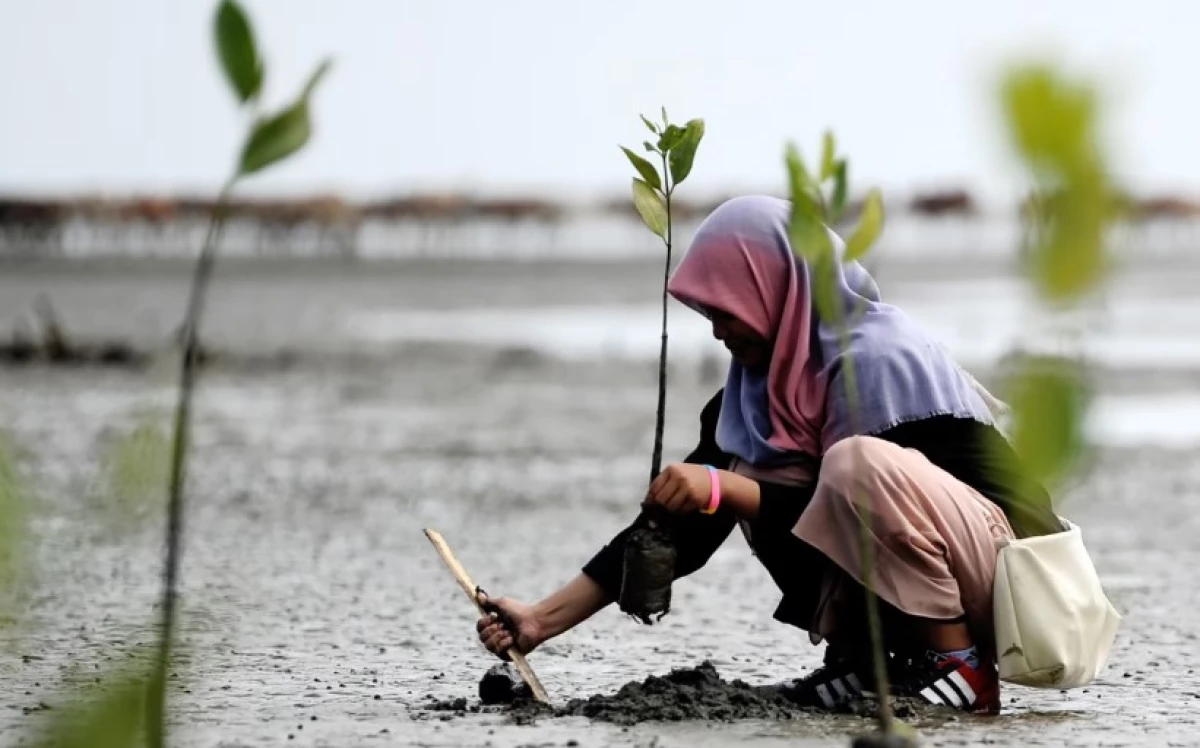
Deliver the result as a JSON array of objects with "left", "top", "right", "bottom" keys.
[
  {"left": 783, "top": 133, "right": 889, "bottom": 335},
  {"left": 1001, "top": 65, "right": 1113, "bottom": 301},
  {"left": 621, "top": 111, "right": 706, "bottom": 243},
  {"left": 214, "top": 0, "right": 333, "bottom": 177},
  {"left": 622, "top": 115, "right": 706, "bottom": 190},
  {"left": 240, "top": 60, "right": 332, "bottom": 175},
  {"left": 995, "top": 62, "right": 1117, "bottom": 499},
  {"left": 784, "top": 133, "right": 886, "bottom": 293}
]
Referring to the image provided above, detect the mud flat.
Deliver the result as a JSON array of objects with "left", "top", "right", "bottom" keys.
[{"left": 2, "top": 259, "right": 1197, "bottom": 747}]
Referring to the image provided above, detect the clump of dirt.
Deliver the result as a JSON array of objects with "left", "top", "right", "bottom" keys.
[
  {"left": 423, "top": 661, "right": 952, "bottom": 727},
  {"left": 425, "top": 695, "right": 472, "bottom": 713},
  {"left": 617, "top": 526, "right": 677, "bottom": 624},
  {"left": 538, "top": 660, "right": 806, "bottom": 725}
]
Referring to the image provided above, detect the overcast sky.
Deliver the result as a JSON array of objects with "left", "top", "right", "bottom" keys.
[{"left": 1, "top": 1, "right": 1194, "bottom": 203}]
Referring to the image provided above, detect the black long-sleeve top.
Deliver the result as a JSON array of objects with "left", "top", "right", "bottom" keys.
[{"left": 582, "top": 389, "right": 1060, "bottom": 608}]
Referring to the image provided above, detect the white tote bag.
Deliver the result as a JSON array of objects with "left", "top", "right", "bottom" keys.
[{"left": 993, "top": 520, "right": 1122, "bottom": 688}]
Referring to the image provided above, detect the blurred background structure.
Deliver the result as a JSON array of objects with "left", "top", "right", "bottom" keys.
[
  {"left": 4, "top": 0, "right": 1200, "bottom": 262},
  {"left": 2, "top": 2, "right": 1199, "bottom": 747}
]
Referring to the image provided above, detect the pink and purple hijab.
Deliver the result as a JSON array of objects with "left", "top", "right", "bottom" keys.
[{"left": 667, "top": 195, "right": 994, "bottom": 466}]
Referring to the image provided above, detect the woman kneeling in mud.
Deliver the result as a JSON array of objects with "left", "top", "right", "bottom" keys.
[{"left": 476, "top": 195, "right": 1061, "bottom": 714}]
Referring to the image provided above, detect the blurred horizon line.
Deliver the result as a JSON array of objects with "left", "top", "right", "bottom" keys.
[{"left": 4, "top": 184, "right": 1200, "bottom": 219}]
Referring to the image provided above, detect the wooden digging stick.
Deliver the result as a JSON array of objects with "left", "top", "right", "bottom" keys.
[{"left": 423, "top": 528, "right": 551, "bottom": 704}]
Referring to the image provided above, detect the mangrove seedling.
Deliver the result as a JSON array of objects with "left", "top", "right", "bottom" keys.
[
  {"left": 146, "top": 2, "right": 332, "bottom": 746},
  {"left": 616, "top": 109, "right": 705, "bottom": 624},
  {"left": 997, "top": 63, "right": 1118, "bottom": 493},
  {"left": 783, "top": 131, "right": 898, "bottom": 740}
]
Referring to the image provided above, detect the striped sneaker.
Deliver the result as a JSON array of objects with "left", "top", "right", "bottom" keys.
[
  {"left": 894, "top": 652, "right": 1000, "bottom": 714},
  {"left": 779, "top": 656, "right": 872, "bottom": 710}
]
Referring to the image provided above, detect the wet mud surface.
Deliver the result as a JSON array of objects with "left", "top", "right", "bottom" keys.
[{"left": 1, "top": 262, "right": 1198, "bottom": 746}]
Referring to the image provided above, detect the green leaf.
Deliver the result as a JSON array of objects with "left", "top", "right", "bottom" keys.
[
  {"left": 844, "top": 188, "right": 884, "bottom": 262},
  {"left": 643, "top": 140, "right": 659, "bottom": 154},
  {"left": 784, "top": 142, "right": 824, "bottom": 216},
  {"left": 1002, "top": 65, "right": 1096, "bottom": 174},
  {"left": 32, "top": 649, "right": 158, "bottom": 748},
  {"left": 238, "top": 59, "right": 332, "bottom": 176},
  {"left": 1036, "top": 175, "right": 1109, "bottom": 300},
  {"left": 1001, "top": 63, "right": 1112, "bottom": 301},
  {"left": 785, "top": 142, "right": 810, "bottom": 198},
  {"left": 640, "top": 114, "right": 660, "bottom": 134},
  {"left": 784, "top": 142, "right": 831, "bottom": 263},
  {"left": 214, "top": 0, "right": 263, "bottom": 104},
  {"left": 240, "top": 107, "right": 311, "bottom": 176},
  {"left": 621, "top": 146, "right": 661, "bottom": 191},
  {"left": 1006, "top": 357, "right": 1089, "bottom": 487},
  {"left": 631, "top": 178, "right": 668, "bottom": 240},
  {"left": 830, "top": 159, "right": 849, "bottom": 222},
  {"left": 820, "top": 130, "right": 837, "bottom": 181},
  {"left": 657, "top": 124, "right": 685, "bottom": 152},
  {"left": 789, "top": 209, "right": 833, "bottom": 270},
  {"left": 668, "top": 119, "right": 705, "bottom": 186},
  {"left": 661, "top": 105, "right": 669, "bottom": 126}
]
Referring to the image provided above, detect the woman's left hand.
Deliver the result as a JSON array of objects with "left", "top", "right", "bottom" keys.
[{"left": 645, "top": 462, "right": 714, "bottom": 514}]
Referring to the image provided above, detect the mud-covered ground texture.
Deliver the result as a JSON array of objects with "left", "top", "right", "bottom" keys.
[
  {"left": 1, "top": 261, "right": 1198, "bottom": 747},
  {"left": 3, "top": 354, "right": 1195, "bottom": 747}
]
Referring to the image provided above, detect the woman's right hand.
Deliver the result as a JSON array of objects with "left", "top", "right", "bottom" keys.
[{"left": 475, "top": 594, "right": 544, "bottom": 660}]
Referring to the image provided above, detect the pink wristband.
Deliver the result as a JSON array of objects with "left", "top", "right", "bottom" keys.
[{"left": 701, "top": 465, "right": 721, "bottom": 514}]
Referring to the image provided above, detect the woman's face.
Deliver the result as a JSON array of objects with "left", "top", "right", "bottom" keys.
[{"left": 707, "top": 307, "right": 771, "bottom": 370}]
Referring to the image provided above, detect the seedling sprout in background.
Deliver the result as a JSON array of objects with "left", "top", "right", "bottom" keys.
[
  {"left": 25, "top": 2, "right": 334, "bottom": 745},
  {"left": 999, "top": 63, "right": 1119, "bottom": 494},
  {"left": 783, "top": 131, "right": 900, "bottom": 740}
]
